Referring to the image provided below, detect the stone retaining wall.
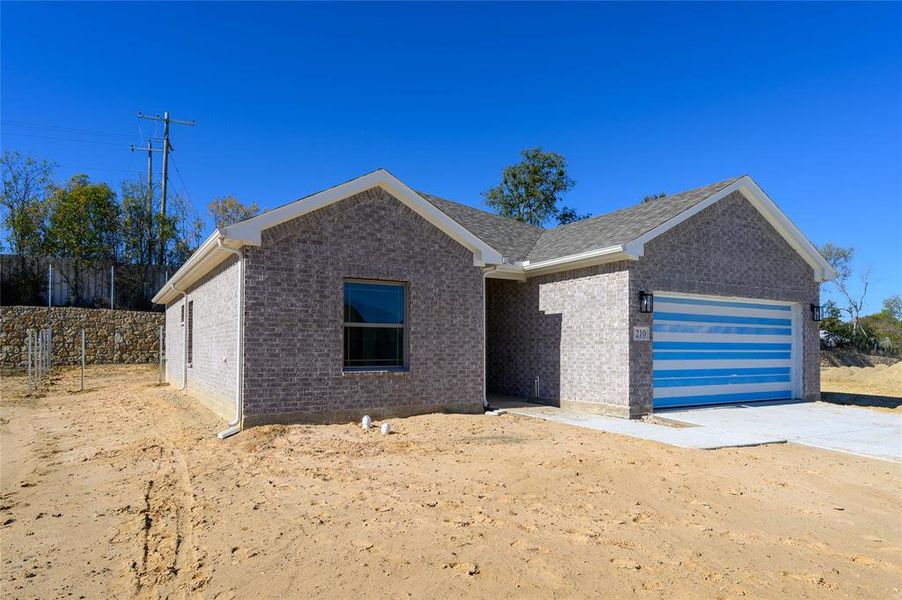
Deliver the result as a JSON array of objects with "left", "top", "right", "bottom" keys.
[
  {"left": 821, "top": 350, "right": 899, "bottom": 368},
  {"left": 1, "top": 306, "right": 164, "bottom": 368}
]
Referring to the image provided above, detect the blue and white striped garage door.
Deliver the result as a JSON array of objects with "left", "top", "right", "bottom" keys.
[{"left": 652, "top": 294, "right": 796, "bottom": 409}]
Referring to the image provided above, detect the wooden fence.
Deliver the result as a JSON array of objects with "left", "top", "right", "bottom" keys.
[{"left": 1, "top": 254, "right": 169, "bottom": 310}]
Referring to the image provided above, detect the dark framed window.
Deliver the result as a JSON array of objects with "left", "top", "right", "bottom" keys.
[
  {"left": 343, "top": 280, "right": 407, "bottom": 370},
  {"left": 186, "top": 300, "right": 194, "bottom": 366}
]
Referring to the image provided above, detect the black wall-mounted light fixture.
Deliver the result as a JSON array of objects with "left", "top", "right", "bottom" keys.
[
  {"left": 810, "top": 303, "right": 823, "bottom": 322},
  {"left": 639, "top": 291, "right": 654, "bottom": 314}
]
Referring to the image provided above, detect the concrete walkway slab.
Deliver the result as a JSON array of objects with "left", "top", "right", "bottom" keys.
[
  {"left": 494, "top": 400, "right": 902, "bottom": 462},
  {"left": 661, "top": 401, "right": 902, "bottom": 462},
  {"left": 496, "top": 403, "right": 787, "bottom": 450}
]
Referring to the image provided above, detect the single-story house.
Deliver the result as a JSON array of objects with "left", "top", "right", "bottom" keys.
[{"left": 152, "top": 170, "right": 836, "bottom": 437}]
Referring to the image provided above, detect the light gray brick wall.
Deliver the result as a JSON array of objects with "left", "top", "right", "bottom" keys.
[
  {"left": 241, "top": 188, "right": 485, "bottom": 425},
  {"left": 164, "top": 255, "right": 240, "bottom": 421},
  {"left": 628, "top": 191, "right": 821, "bottom": 414},
  {"left": 486, "top": 263, "right": 632, "bottom": 416},
  {"left": 487, "top": 191, "right": 820, "bottom": 418}
]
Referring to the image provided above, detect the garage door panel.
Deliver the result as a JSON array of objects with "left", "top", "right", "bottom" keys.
[
  {"left": 653, "top": 293, "right": 796, "bottom": 409},
  {"left": 653, "top": 323, "right": 792, "bottom": 336},
  {"left": 653, "top": 341, "right": 791, "bottom": 351},
  {"left": 650, "top": 330, "right": 792, "bottom": 344},
  {"left": 654, "top": 311, "right": 791, "bottom": 327},
  {"left": 654, "top": 301, "right": 792, "bottom": 320},
  {"left": 655, "top": 295, "right": 792, "bottom": 313},
  {"left": 653, "top": 350, "right": 791, "bottom": 361},
  {"left": 653, "top": 380, "right": 792, "bottom": 398},
  {"left": 653, "top": 389, "right": 794, "bottom": 409},
  {"left": 654, "top": 374, "right": 791, "bottom": 388},
  {"left": 653, "top": 366, "right": 791, "bottom": 378},
  {"left": 652, "top": 358, "right": 793, "bottom": 371}
]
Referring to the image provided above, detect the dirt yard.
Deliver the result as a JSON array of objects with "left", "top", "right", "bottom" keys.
[
  {"left": 821, "top": 362, "right": 902, "bottom": 411},
  {"left": 2, "top": 365, "right": 900, "bottom": 599}
]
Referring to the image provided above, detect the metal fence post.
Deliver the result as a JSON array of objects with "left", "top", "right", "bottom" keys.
[
  {"left": 81, "top": 329, "right": 86, "bottom": 391},
  {"left": 110, "top": 265, "right": 115, "bottom": 310},
  {"left": 35, "top": 330, "right": 40, "bottom": 388},
  {"left": 27, "top": 330, "right": 32, "bottom": 394},
  {"left": 48, "top": 264, "right": 52, "bottom": 308},
  {"left": 158, "top": 325, "right": 164, "bottom": 385}
]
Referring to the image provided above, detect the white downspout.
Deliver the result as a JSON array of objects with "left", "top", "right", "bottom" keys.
[
  {"left": 482, "top": 266, "right": 497, "bottom": 409},
  {"left": 217, "top": 240, "right": 244, "bottom": 440}
]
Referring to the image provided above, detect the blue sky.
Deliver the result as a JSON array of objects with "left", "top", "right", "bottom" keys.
[{"left": 2, "top": 2, "right": 899, "bottom": 312}]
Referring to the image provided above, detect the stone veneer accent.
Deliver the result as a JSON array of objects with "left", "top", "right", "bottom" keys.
[
  {"left": 165, "top": 255, "right": 240, "bottom": 422},
  {"left": 486, "top": 263, "right": 632, "bottom": 417},
  {"left": 628, "top": 191, "right": 821, "bottom": 413},
  {"left": 240, "top": 188, "right": 485, "bottom": 425},
  {"left": 1, "top": 306, "right": 163, "bottom": 368}
]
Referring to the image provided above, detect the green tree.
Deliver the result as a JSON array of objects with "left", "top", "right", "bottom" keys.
[
  {"left": 483, "top": 147, "right": 579, "bottom": 227},
  {"left": 165, "top": 192, "right": 204, "bottom": 269},
  {"left": 120, "top": 178, "right": 156, "bottom": 266},
  {"left": 818, "top": 241, "right": 871, "bottom": 335},
  {"left": 1, "top": 150, "right": 55, "bottom": 255},
  {"left": 45, "top": 174, "right": 120, "bottom": 305},
  {"left": 557, "top": 206, "right": 591, "bottom": 225},
  {"left": 208, "top": 195, "right": 260, "bottom": 229},
  {"left": 642, "top": 192, "right": 667, "bottom": 203}
]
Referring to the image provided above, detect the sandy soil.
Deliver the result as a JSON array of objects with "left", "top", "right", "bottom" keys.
[
  {"left": 1, "top": 365, "right": 900, "bottom": 599},
  {"left": 821, "top": 362, "right": 902, "bottom": 411}
]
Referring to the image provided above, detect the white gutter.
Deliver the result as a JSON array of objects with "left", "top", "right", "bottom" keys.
[
  {"left": 216, "top": 240, "right": 245, "bottom": 440},
  {"left": 520, "top": 245, "right": 633, "bottom": 272}
]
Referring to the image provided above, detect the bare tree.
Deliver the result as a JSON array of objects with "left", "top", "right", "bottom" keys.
[
  {"left": 1, "top": 150, "right": 55, "bottom": 254},
  {"left": 818, "top": 242, "right": 872, "bottom": 335}
]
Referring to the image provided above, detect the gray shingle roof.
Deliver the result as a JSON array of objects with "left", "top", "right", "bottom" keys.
[
  {"left": 419, "top": 176, "right": 744, "bottom": 264},
  {"left": 418, "top": 191, "right": 544, "bottom": 261}
]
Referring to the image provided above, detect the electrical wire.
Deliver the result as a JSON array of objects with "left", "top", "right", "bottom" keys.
[
  {"left": 169, "top": 157, "right": 195, "bottom": 206},
  {"left": 1, "top": 119, "right": 134, "bottom": 140},
  {"left": 1, "top": 131, "right": 127, "bottom": 147}
]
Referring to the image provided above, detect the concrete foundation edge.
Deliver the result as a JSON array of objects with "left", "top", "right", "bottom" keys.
[{"left": 242, "top": 400, "right": 484, "bottom": 427}]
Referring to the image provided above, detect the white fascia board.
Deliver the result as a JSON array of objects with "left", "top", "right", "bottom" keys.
[
  {"left": 154, "top": 169, "right": 506, "bottom": 305},
  {"left": 222, "top": 169, "right": 503, "bottom": 264},
  {"left": 519, "top": 245, "right": 637, "bottom": 277},
  {"left": 151, "top": 232, "right": 241, "bottom": 304},
  {"left": 628, "top": 176, "right": 837, "bottom": 282},
  {"left": 485, "top": 264, "right": 527, "bottom": 281}
]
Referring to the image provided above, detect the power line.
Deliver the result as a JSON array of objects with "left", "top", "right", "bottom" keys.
[
  {"left": 1, "top": 119, "right": 134, "bottom": 140},
  {"left": 169, "top": 156, "right": 195, "bottom": 206},
  {"left": 59, "top": 165, "right": 144, "bottom": 174},
  {"left": 137, "top": 111, "right": 195, "bottom": 264},
  {"left": 1, "top": 131, "right": 128, "bottom": 147}
]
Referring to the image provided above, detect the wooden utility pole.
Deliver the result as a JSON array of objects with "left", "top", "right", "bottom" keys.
[
  {"left": 137, "top": 111, "right": 195, "bottom": 265},
  {"left": 130, "top": 138, "right": 162, "bottom": 263}
]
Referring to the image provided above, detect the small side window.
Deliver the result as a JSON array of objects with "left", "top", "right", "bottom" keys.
[{"left": 180, "top": 304, "right": 185, "bottom": 326}]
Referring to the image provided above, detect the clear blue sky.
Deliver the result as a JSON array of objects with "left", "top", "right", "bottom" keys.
[{"left": 2, "top": 2, "right": 899, "bottom": 312}]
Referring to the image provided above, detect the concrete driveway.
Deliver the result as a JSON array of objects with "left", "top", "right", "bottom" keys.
[
  {"left": 660, "top": 401, "right": 902, "bottom": 462},
  {"left": 494, "top": 398, "right": 901, "bottom": 462}
]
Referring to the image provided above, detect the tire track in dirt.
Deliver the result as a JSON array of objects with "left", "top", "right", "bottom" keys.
[
  {"left": 120, "top": 404, "right": 210, "bottom": 598},
  {"left": 128, "top": 435, "right": 211, "bottom": 597}
]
